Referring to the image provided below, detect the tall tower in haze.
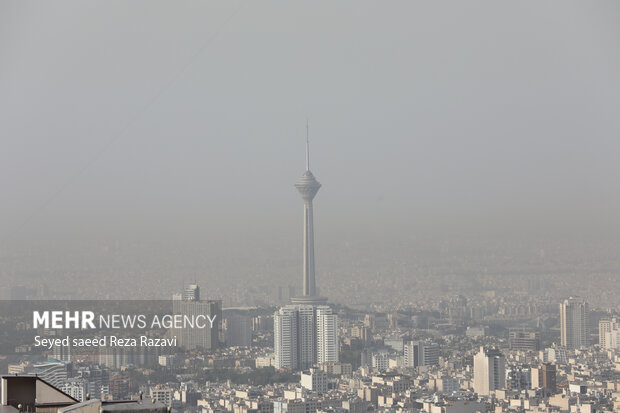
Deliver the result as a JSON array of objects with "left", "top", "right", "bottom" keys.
[
  {"left": 276, "top": 127, "right": 338, "bottom": 370},
  {"left": 291, "top": 123, "right": 327, "bottom": 305}
]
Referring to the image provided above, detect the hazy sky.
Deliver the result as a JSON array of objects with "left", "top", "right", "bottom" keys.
[{"left": 2, "top": 1, "right": 620, "bottom": 246}]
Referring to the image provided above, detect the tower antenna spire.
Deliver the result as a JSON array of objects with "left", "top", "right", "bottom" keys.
[{"left": 306, "top": 120, "right": 310, "bottom": 171}]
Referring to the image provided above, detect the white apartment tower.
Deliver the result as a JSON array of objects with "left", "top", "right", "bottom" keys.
[
  {"left": 317, "top": 306, "right": 338, "bottom": 363},
  {"left": 274, "top": 304, "right": 338, "bottom": 370},
  {"left": 473, "top": 347, "right": 506, "bottom": 396},
  {"left": 274, "top": 306, "right": 299, "bottom": 370},
  {"left": 560, "top": 297, "right": 589, "bottom": 349}
]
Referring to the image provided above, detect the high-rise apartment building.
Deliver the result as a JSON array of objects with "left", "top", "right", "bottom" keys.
[
  {"left": 531, "top": 363, "right": 556, "bottom": 395},
  {"left": 421, "top": 342, "right": 440, "bottom": 367},
  {"left": 473, "top": 347, "right": 505, "bottom": 396},
  {"left": 599, "top": 317, "right": 619, "bottom": 349},
  {"left": 403, "top": 341, "right": 439, "bottom": 368},
  {"left": 172, "top": 284, "right": 222, "bottom": 350},
  {"left": 316, "top": 306, "right": 338, "bottom": 363},
  {"left": 559, "top": 297, "right": 589, "bottom": 349},
  {"left": 274, "top": 306, "right": 300, "bottom": 370},
  {"left": 274, "top": 305, "right": 338, "bottom": 371}
]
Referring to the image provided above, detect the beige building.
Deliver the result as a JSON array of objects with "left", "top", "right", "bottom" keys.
[{"left": 473, "top": 347, "right": 505, "bottom": 396}]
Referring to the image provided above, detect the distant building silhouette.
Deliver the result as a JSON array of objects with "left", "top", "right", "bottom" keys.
[
  {"left": 172, "top": 284, "right": 222, "bottom": 350},
  {"left": 560, "top": 297, "right": 589, "bottom": 349},
  {"left": 509, "top": 328, "right": 541, "bottom": 352},
  {"left": 224, "top": 314, "right": 252, "bottom": 347}
]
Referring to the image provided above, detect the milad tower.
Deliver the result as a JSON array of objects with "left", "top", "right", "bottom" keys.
[{"left": 291, "top": 124, "right": 328, "bottom": 305}]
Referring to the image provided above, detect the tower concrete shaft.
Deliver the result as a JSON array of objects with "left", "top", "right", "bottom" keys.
[{"left": 302, "top": 198, "right": 316, "bottom": 295}]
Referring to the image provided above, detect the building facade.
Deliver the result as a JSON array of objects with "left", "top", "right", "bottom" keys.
[
  {"left": 404, "top": 341, "right": 439, "bottom": 368},
  {"left": 599, "top": 317, "right": 619, "bottom": 349},
  {"left": 316, "top": 306, "right": 338, "bottom": 364},
  {"left": 560, "top": 297, "right": 589, "bottom": 349},
  {"left": 172, "top": 285, "right": 222, "bottom": 350},
  {"left": 274, "top": 305, "right": 338, "bottom": 371},
  {"left": 473, "top": 347, "right": 505, "bottom": 396}
]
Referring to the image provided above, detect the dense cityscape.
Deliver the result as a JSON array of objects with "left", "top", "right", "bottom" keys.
[{"left": 1, "top": 143, "right": 618, "bottom": 413}]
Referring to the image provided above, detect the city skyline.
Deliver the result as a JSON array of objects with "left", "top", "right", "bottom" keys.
[{"left": 1, "top": 2, "right": 619, "bottom": 412}]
